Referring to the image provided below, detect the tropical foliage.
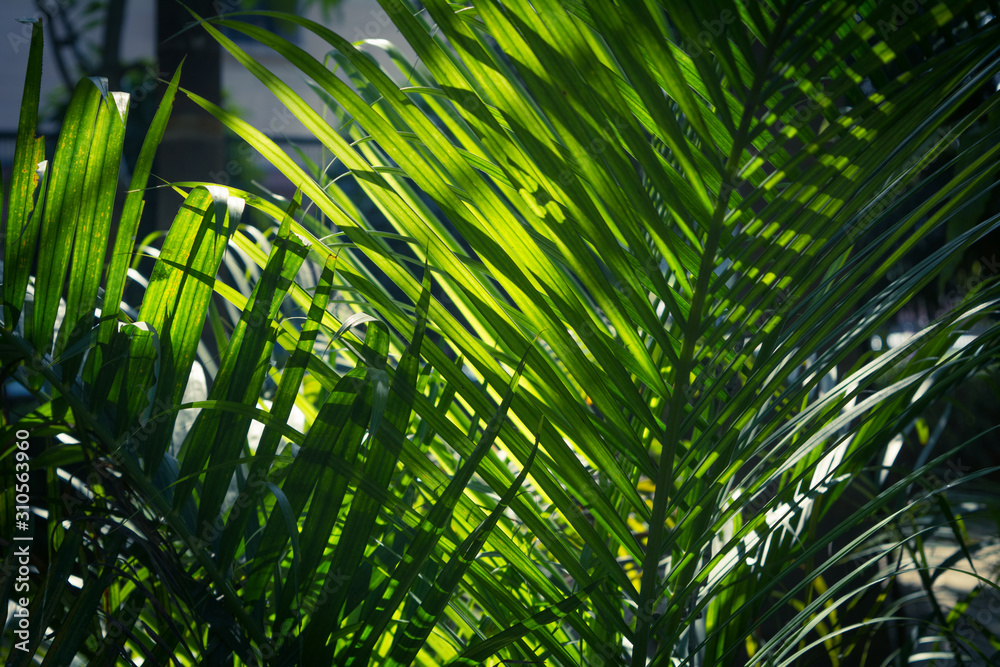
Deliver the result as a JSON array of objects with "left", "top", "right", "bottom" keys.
[{"left": 2, "top": 1, "right": 1000, "bottom": 665}]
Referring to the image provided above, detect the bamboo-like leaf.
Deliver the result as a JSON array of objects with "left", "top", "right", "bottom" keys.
[
  {"left": 387, "top": 431, "right": 541, "bottom": 666},
  {"left": 29, "top": 77, "right": 104, "bottom": 358},
  {"left": 128, "top": 186, "right": 239, "bottom": 475},
  {"left": 191, "top": 194, "right": 309, "bottom": 538},
  {"left": 241, "top": 327, "right": 383, "bottom": 604},
  {"left": 2, "top": 19, "right": 44, "bottom": 328},
  {"left": 217, "top": 233, "right": 334, "bottom": 568},
  {"left": 444, "top": 579, "right": 604, "bottom": 667},
  {"left": 95, "top": 61, "right": 184, "bottom": 365},
  {"left": 343, "top": 343, "right": 533, "bottom": 666},
  {"left": 299, "top": 261, "right": 433, "bottom": 656},
  {"left": 39, "top": 531, "right": 124, "bottom": 666},
  {"left": 57, "top": 88, "right": 130, "bottom": 382}
]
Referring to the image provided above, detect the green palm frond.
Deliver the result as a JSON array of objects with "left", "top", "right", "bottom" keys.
[{"left": 3, "top": 2, "right": 1000, "bottom": 666}]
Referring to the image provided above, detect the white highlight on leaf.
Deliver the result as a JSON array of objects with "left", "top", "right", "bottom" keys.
[
  {"left": 112, "top": 91, "right": 130, "bottom": 124},
  {"left": 880, "top": 434, "right": 905, "bottom": 488}
]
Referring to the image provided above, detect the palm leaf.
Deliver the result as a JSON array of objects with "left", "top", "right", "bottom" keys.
[{"left": 5, "top": 2, "right": 1000, "bottom": 665}]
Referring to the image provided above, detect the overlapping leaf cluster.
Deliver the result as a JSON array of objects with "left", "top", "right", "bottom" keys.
[{"left": 2, "top": 1, "right": 1000, "bottom": 665}]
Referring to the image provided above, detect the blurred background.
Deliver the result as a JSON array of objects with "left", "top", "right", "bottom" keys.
[{"left": 0, "top": 0, "right": 417, "bottom": 231}]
